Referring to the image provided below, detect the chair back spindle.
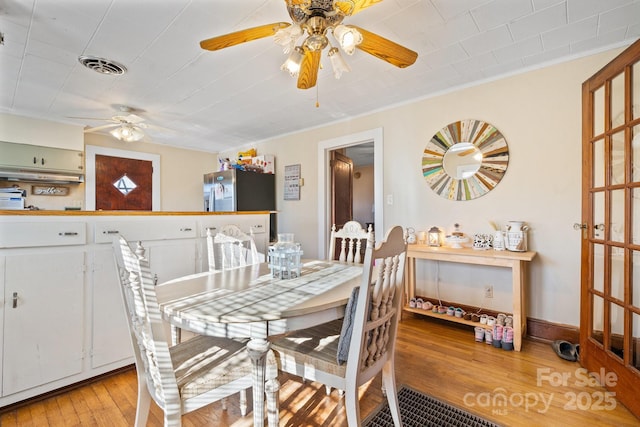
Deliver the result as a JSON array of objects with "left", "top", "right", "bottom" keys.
[{"left": 328, "top": 221, "right": 374, "bottom": 264}]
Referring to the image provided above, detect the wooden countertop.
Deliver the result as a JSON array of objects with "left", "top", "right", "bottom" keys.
[{"left": 0, "top": 210, "right": 274, "bottom": 216}]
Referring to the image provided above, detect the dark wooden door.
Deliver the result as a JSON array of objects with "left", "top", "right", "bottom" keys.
[
  {"left": 95, "top": 154, "right": 153, "bottom": 210},
  {"left": 580, "top": 39, "right": 640, "bottom": 418},
  {"left": 331, "top": 150, "right": 353, "bottom": 231}
]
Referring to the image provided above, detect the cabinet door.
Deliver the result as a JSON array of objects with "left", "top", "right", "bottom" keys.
[
  {"left": 37, "top": 145, "right": 83, "bottom": 173},
  {"left": 148, "top": 240, "right": 198, "bottom": 284},
  {"left": 3, "top": 249, "right": 85, "bottom": 396},
  {"left": 90, "top": 247, "right": 132, "bottom": 368},
  {"left": 0, "top": 142, "right": 83, "bottom": 173}
]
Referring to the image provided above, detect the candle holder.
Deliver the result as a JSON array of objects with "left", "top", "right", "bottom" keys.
[{"left": 428, "top": 226, "right": 441, "bottom": 247}]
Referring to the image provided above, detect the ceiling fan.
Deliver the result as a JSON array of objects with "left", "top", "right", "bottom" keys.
[
  {"left": 199, "top": 0, "right": 418, "bottom": 90},
  {"left": 72, "top": 105, "right": 150, "bottom": 142}
]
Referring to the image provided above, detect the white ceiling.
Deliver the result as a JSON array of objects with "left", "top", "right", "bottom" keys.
[{"left": 1, "top": 0, "right": 639, "bottom": 154}]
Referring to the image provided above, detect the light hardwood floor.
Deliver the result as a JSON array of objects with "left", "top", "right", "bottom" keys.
[{"left": 1, "top": 315, "right": 638, "bottom": 426}]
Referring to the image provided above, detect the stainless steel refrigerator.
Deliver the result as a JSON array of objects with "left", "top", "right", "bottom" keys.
[{"left": 204, "top": 169, "right": 276, "bottom": 238}]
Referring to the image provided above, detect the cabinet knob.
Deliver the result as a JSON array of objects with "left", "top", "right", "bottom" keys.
[
  {"left": 12, "top": 292, "right": 18, "bottom": 308},
  {"left": 103, "top": 230, "right": 120, "bottom": 235},
  {"left": 58, "top": 232, "right": 79, "bottom": 236},
  {"left": 180, "top": 228, "right": 192, "bottom": 232}
]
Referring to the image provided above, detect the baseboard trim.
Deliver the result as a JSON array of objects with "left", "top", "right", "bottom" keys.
[{"left": 527, "top": 317, "right": 580, "bottom": 343}]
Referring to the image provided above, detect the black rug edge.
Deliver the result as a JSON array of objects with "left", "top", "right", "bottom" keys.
[{"left": 363, "top": 385, "right": 504, "bottom": 427}]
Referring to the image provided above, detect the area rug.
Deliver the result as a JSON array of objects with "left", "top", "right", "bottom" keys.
[{"left": 364, "top": 386, "right": 501, "bottom": 427}]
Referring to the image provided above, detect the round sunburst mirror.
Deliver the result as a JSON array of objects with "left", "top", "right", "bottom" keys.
[{"left": 422, "top": 119, "right": 509, "bottom": 201}]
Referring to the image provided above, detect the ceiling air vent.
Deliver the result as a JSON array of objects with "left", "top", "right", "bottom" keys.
[{"left": 78, "top": 55, "right": 127, "bottom": 75}]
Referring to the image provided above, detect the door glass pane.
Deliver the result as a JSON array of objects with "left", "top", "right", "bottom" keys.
[
  {"left": 633, "top": 62, "right": 640, "bottom": 120},
  {"left": 611, "top": 189, "right": 625, "bottom": 243},
  {"left": 632, "top": 312, "right": 640, "bottom": 373},
  {"left": 594, "top": 86, "right": 605, "bottom": 136},
  {"left": 611, "top": 73, "right": 625, "bottom": 129},
  {"left": 594, "top": 191, "right": 605, "bottom": 239},
  {"left": 610, "top": 302, "right": 624, "bottom": 361},
  {"left": 634, "top": 190, "right": 640, "bottom": 246},
  {"left": 594, "top": 243, "right": 605, "bottom": 293},
  {"left": 593, "top": 294, "right": 605, "bottom": 345},
  {"left": 633, "top": 250, "right": 640, "bottom": 307},
  {"left": 634, "top": 124, "right": 640, "bottom": 183},
  {"left": 612, "top": 131, "right": 625, "bottom": 185},
  {"left": 611, "top": 249, "right": 625, "bottom": 301},
  {"left": 594, "top": 139, "right": 605, "bottom": 187}
]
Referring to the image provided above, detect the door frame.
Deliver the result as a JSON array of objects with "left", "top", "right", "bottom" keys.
[
  {"left": 317, "top": 128, "right": 383, "bottom": 258},
  {"left": 85, "top": 145, "right": 161, "bottom": 211}
]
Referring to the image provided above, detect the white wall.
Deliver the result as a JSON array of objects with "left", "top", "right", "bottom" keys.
[
  {"left": 0, "top": 114, "right": 83, "bottom": 150},
  {"left": 252, "top": 48, "right": 623, "bottom": 327}
]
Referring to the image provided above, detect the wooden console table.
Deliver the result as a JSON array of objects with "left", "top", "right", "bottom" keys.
[{"left": 405, "top": 245, "right": 536, "bottom": 351}]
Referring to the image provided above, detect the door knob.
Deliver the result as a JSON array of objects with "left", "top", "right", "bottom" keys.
[{"left": 573, "top": 223, "right": 587, "bottom": 230}]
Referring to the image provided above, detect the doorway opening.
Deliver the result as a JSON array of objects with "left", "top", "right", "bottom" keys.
[{"left": 317, "top": 128, "right": 383, "bottom": 258}]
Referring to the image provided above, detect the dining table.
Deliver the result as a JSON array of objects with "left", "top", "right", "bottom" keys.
[{"left": 155, "top": 259, "right": 364, "bottom": 427}]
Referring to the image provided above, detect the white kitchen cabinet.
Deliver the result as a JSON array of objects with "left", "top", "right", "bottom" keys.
[
  {"left": 0, "top": 212, "right": 269, "bottom": 406},
  {"left": 89, "top": 246, "right": 131, "bottom": 369},
  {"left": 0, "top": 141, "right": 83, "bottom": 173},
  {"left": 2, "top": 248, "right": 85, "bottom": 396},
  {"left": 146, "top": 240, "right": 198, "bottom": 284},
  {"left": 94, "top": 218, "right": 199, "bottom": 284}
]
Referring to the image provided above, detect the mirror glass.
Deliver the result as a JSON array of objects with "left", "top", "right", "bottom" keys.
[
  {"left": 442, "top": 142, "right": 482, "bottom": 179},
  {"left": 422, "top": 119, "right": 509, "bottom": 201}
]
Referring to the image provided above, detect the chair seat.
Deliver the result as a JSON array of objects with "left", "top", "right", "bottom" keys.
[
  {"left": 271, "top": 319, "right": 346, "bottom": 378},
  {"left": 172, "top": 335, "right": 277, "bottom": 400}
]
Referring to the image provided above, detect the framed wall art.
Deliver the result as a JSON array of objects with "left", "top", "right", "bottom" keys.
[{"left": 422, "top": 119, "right": 509, "bottom": 201}]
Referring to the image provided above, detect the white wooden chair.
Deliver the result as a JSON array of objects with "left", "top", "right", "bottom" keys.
[
  {"left": 271, "top": 226, "right": 407, "bottom": 426},
  {"left": 328, "top": 221, "right": 374, "bottom": 263},
  {"left": 113, "top": 236, "right": 279, "bottom": 427},
  {"left": 207, "top": 224, "right": 261, "bottom": 271}
]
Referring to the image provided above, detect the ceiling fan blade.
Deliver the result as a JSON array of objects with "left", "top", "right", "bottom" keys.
[
  {"left": 113, "top": 114, "right": 145, "bottom": 124},
  {"left": 67, "top": 116, "right": 116, "bottom": 122},
  {"left": 297, "top": 49, "right": 321, "bottom": 90},
  {"left": 200, "top": 22, "right": 291, "bottom": 51},
  {"left": 84, "top": 124, "right": 119, "bottom": 133},
  {"left": 351, "top": 26, "right": 418, "bottom": 68},
  {"left": 336, "top": 0, "right": 383, "bottom": 16}
]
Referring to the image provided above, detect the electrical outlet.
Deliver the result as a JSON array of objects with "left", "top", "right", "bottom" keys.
[{"left": 484, "top": 285, "right": 493, "bottom": 298}]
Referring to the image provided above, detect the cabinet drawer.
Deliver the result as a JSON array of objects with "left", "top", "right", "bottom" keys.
[
  {"left": 199, "top": 217, "right": 267, "bottom": 237},
  {"left": 94, "top": 219, "right": 197, "bottom": 243},
  {"left": 0, "top": 222, "right": 86, "bottom": 248}
]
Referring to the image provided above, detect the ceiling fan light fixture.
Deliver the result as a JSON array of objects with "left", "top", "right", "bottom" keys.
[
  {"left": 110, "top": 124, "right": 144, "bottom": 142},
  {"left": 281, "top": 46, "right": 304, "bottom": 76},
  {"left": 304, "top": 34, "right": 328, "bottom": 51},
  {"left": 328, "top": 47, "right": 350, "bottom": 79},
  {"left": 274, "top": 24, "right": 303, "bottom": 54},
  {"left": 333, "top": 25, "right": 362, "bottom": 55}
]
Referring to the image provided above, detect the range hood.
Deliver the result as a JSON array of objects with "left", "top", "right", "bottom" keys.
[{"left": 0, "top": 168, "right": 84, "bottom": 184}]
